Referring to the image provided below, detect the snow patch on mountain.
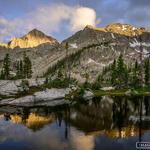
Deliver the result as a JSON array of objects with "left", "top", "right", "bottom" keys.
[
  {"left": 142, "top": 43, "right": 150, "bottom": 47},
  {"left": 130, "top": 38, "right": 140, "bottom": 47},
  {"left": 134, "top": 48, "right": 149, "bottom": 57},
  {"left": 111, "top": 33, "right": 115, "bottom": 39},
  {"left": 132, "top": 27, "right": 137, "bottom": 30},
  {"left": 70, "top": 43, "right": 78, "bottom": 49},
  {"left": 130, "top": 38, "right": 150, "bottom": 48},
  {"left": 122, "top": 25, "right": 127, "bottom": 31}
]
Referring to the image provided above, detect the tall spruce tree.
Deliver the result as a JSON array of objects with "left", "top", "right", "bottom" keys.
[
  {"left": 124, "top": 64, "right": 128, "bottom": 86},
  {"left": 144, "top": 58, "right": 150, "bottom": 85},
  {"left": 23, "top": 52, "right": 28, "bottom": 78},
  {"left": 0, "top": 69, "right": 5, "bottom": 79},
  {"left": 111, "top": 59, "right": 117, "bottom": 85},
  {"left": 16, "top": 60, "right": 20, "bottom": 78},
  {"left": 23, "top": 52, "right": 32, "bottom": 79},
  {"left": 16, "top": 60, "right": 24, "bottom": 79},
  {"left": 65, "top": 42, "right": 70, "bottom": 79},
  {"left": 131, "top": 60, "right": 140, "bottom": 87},
  {"left": 3, "top": 53, "right": 11, "bottom": 79},
  {"left": 26, "top": 57, "right": 32, "bottom": 78},
  {"left": 116, "top": 54, "right": 128, "bottom": 88},
  {"left": 20, "top": 60, "right": 23, "bottom": 78}
]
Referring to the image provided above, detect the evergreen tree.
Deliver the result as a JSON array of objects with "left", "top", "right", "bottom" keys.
[
  {"left": 23, "top": 52, "right": 28, "bottom": 78},
  {"left": 124, "top": 64, "right": 129, "bottom": 86},
  {"left": 111, "top": 59, "right": 117, "bottom": 85},
  {"left": 0, "top": 69, "right": 5, "bottom": 79},
  {"left": 144, "top": 58, "right": 150, "bottom": 85},
  {"left": 3, "top": 53, "right": 11, "bottom": 79},
  {"left": 26, "top": 57, "right": 32, "bottom": 78},
  {"left": 131, "top": 60, "right": 140, "bottom": 87},
  {"left": 117, "top": 55, "right": 124, "bottom": 72},
  {"left": 116, "top": 54, "right": 128, "bottom": 88},
  {"left": 57, "top": 68, "right": 63, "bottom": 79},
  {"left": 20, "top": 60, "right": 23, "bottom": 78},
  {"left": 44, "top": 76, "right": 49, "bottom": 85},
  {"left": 16, "top": 60, "right": 24, "bottom": 79},
  {"left": 65, "top": 42, "right": 72, "bottom": 80},
  {"left": 23, "top": 52, "right": 32, "bottom": 78},
  {"left": 16, "top": 60, "right": 20, "bottom": 78}
]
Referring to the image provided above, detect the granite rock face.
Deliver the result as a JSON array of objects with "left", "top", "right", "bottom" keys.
[
  {"left": 0, "top": 23, "right": 150, "bottom": 81},
  {"left": 61, "top": 23, "right": 150, "bottom": 81},
  {"left": 0, "top": 78, "right": 45, "bottom": 97}
]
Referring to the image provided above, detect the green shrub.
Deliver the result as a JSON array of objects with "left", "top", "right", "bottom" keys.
[
  {"left": 45, "top": 77, "right": 77, "bottom": 89},
  {"left": 19, "top": 80, "right": 29, "bottom": 93}
]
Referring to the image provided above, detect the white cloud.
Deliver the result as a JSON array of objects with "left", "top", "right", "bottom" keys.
[
  {"left": 0, "top": 4, "right": 98, "bottom": 42},
  {"left": 70, "top": 7, "right": 97, "bottom": 32}
]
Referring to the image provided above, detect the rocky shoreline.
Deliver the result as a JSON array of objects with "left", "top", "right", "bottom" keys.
[
  {"left": 0, "top": 78, "right": 45, "bottom": 97},
  {"left": 0, "top": 80, "right": 94, "bottom": 107}
]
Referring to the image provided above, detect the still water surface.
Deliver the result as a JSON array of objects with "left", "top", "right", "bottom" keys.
[{"left": 0, "top": 96, "right": 150, "bottom": 150}]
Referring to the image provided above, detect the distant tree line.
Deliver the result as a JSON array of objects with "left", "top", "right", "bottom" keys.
[
  {"left": 96, "top": 54, "right": 150, "bottom": 89},
  {"left": 45, "top": 41, "right": 150, "bottom": 90},
  {"left": 0, "top": 52, "right": 32, "bottom": 80}
]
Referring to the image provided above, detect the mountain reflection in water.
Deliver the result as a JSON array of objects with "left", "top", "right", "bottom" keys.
[{"left": 0, "top": 96, "right": 150, "bottom": 150}]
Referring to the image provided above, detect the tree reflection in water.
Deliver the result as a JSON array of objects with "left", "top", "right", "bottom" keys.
[{"left": 1, "top": 96, "right": 150, "bottom": 139}]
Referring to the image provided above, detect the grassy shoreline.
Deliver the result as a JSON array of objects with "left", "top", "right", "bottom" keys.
[{"left": 94, "top": 88, "right": 150, "bottom": 96}]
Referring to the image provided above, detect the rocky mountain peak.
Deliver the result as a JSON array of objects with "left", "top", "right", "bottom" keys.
[
  {"left": 23, "top": 28, "right": 46, "bottom": 39},
  {"left": 84, "top": 25, "right": 94, "bottom": 29},
  {"left": 104, "top": 23, "right": 147, "bottom": 36},
  {"left": 84, "top": 23, "right": 149, "bottom": 36},
  {"left": 7, "top": 29, "right": 59, "bottom": 49}
]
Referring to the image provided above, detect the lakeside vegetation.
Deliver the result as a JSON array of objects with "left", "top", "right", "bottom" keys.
[
  {"left": 0, "top": 52, "right": 32, "bottom": 80},
  {"left": 43, "top": 41, "right": 150, "bottom": 96},
  {"left": 95, "top": 88, "right": 150, "bottom": 97},
  {"left": 0, "top": 43, "right": 149, "bottom": 98},
  {"left": 44, "top": 52, "right": 150, "bottom": 97},
  {"left": 99, "top": 54, "right": 150, "bottom": 89}
]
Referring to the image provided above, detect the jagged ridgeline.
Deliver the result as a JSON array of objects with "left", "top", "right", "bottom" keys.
[
  {"left": 0, "top": 23, "right": 150, "bottom": 81},
  {"left": 45, "top": 43, "right": 103, "bottom": 76},
  {"left": 45, "top": 23, "right": 150, "bottom": 83}
]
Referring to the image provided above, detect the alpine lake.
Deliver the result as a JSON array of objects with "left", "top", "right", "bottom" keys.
[{"left": 0, "top": 96, "right": 150, "bottom": 150}]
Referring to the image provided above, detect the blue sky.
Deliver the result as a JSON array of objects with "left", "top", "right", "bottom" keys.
[{"left": 0, "top": 0, "right": 150, "bottom": 42}]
